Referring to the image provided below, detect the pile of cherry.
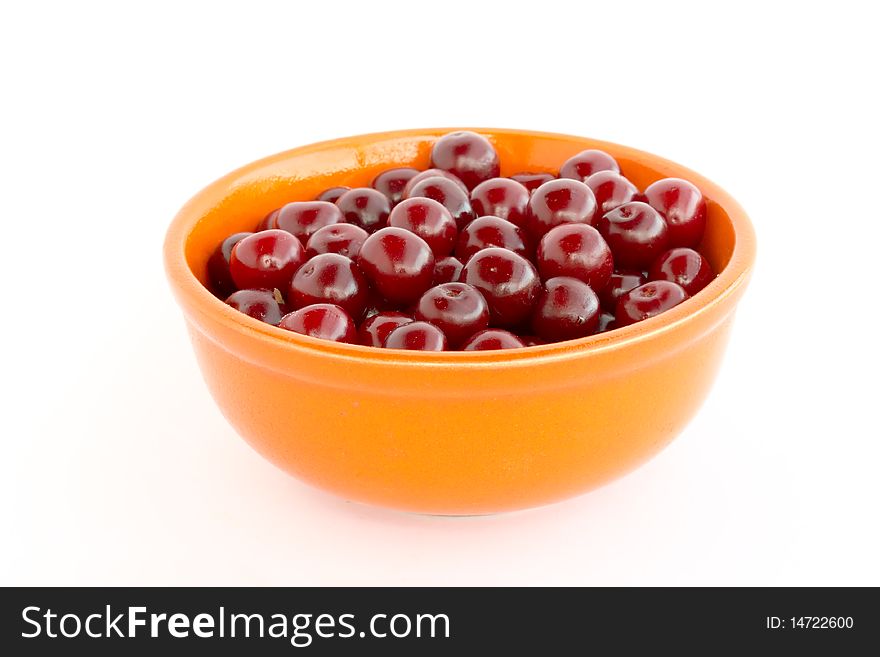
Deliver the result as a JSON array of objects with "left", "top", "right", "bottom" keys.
[{"left": 208, "top": 131, "right": 715, "bottom": 351}]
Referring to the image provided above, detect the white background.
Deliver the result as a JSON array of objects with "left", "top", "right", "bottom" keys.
[{"left": 2, "top": 1, "right": 878, "bottom": 586}]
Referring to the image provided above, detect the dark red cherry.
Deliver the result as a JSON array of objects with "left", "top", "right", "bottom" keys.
[
  {"left": 461, "top": 247, "right": 541, "bottom": 327},
  {"left": 275, "top": 201, "right": 344, "bottom": 244},
  {"left": 256, "top": 209, "right": 279, "bottom": 231},
  {"left": 372, "top": 167, "right": 420, "bottom": 205},
  {"left": 615, "top": 281, "right": 688, "bottom": 327},
  {"left": 402, "top": 168, "right": 468, "bottom": 196},
  {"left": 430, "top": 131, "right": 500, "bottom": 190},
  {"left": 585, "top": 171, "right": 639, "bottom": 215},
  {"left": 510, "top": 172, "right": 556, "bottom": 194},
  {"left": 415, "top": 283, "right": 489, "bottom": 347},
  {"left": 559, "top": 149, "right": 620, "bottom": 182},
  {"left": 531, "top": 277, "right": 601, "bottom": 342},
  {"left": 225, "top": 288, "right": 286, "bottom": 325},
  {"left": 388, "top": 197, "right": 458, "bottom": 257},
  {"left": 315, "top": 186, "right": 350, "bottom": 204},
  {"left": 229, "top": 229, "right": 305, "bottom": 291},
  {"left": 335, "top": 187, "right": 391, "bottom": 233},
  {"left": 595, "top": 201, "right": 669, "bottom": 270},
  {"left": 357, "top": 311, "right": 413, "bottom": 347},
  {"left": 526, "top": 179, "right": 597, "bottom": 238},
  {"left": 279, "top": 303, "right": 357, "bottom": 342},
  {"left": 470, "top": 178, "right": 530, "bottom": 228},
  {"left": 384, "top": 321, "right": 448, "bottom": 351},
  {"left": 597, "top": 312, "right": 616, "bottom": 333},
  {"left": 537, "top": 224, "right": 613, "bottom": 291},
  {"left": 644, "top": 178, "right": 708, "bottom": 248},
  {"left": 455, "top": 215, "right": 531, "bottom": 262},
  {"left": 208, "top": 232, "right": 252, "bottom": 296},
  {"left": 520, "top": 335, "right": 547, "bottom": 347},
  {"left": 289, "top": 253, "right": 369, "bottom": 319},
  {"left": 648, "top": 247, "right": 714, "bottom": 296},
  {"left": 405, "top": 176, "right": 476, "bottom": 229},
  {"left": 599, "top": 270, "right": 646, "bottom": 312},
  {"left": 433, "top": 256, "right": 464, "bottom": 284},
  {"left": 357, "top": 227, "right": 435, "bottom": 304},
  {"left": 305, "top": 223, "right": 369, "bottom": 260},
  {"left": 461, "top": 329, "right": 526, "bottom": 351}
]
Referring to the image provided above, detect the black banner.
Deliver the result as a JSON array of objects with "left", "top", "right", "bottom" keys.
[{"left": 0, "top": 587, "right": 874, "bottom": 654}]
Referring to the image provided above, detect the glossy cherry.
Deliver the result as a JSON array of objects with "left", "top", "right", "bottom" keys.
[
  {"left": 510, "top": 172, "right": 556, "bottom": 193},
  {"left": 315, "top": 186, "right": 350, "bottom": 204},
  {"left": 335, "top": 187, "right": 391, "bottom": 233},
  {"left": 415, "top": 283, "right": 490, "bottom": 347},
  {"left": 384, "top": 321, "right": 448, "bottom": 351},
  {"left": 278, "top": 303, "right": 357, "bottom": 342},
  {"left": 305, "top": 223, "right": 369, "bottom": 260},
  {"left": 275, "top": 201, "right": 344, "bottom": 243},
  {"left": 585, "top": 171, "right": 639, "bottom": 216},
  {"left": 644, "top": 178, "right": 707, "bottom": 248},
  {"left": 433, "top": 256, "right": 464, "bottom": 284},
  {"left": 455, "top": 215, "right": 531, "bottom": 262},
  {"left": 461, "top": 329, "right": 526, "bottom": 351},
  {"left": 616, "top": 281, "right": 688, "bottom": 327},
  {"left": 526, "top": 179, "right": 597, "bottom": 238},
  {"left": 357, "top": 311, "right": 413, "bottom": 347},
  {"left": 224, "top": 288, "right": 286, "bottom": 325},
  {"left": 531, "top": 277, "right": 601, "bottom": 342},
  {"left": 229, "top": 229, "right": 305, "bottom": 291},
  {"left": 403, "top": 168, "right": 468, "bottom": 196},
  {"left": 405, "top": 176, "right": 475, "bottom": 229},
  {"left": 648, "top": 247, "right": 715, "bottom": 296},
  {"left": 599, "top": 270, "right": 647, "bottom": 312},
  {"left": 289, "top": 253, "right": 369, "bottom": 319},
  {"left": 559, "top": 149, "right": 620, "bottom": 182},
  {"left": 537, "top": 224, "right": 613, "bottom": 291},
  {"left": 372, "top": 167, "right": 420, "bottom": 205},
  {"left": 388, "top": 197, "right": 458, "bottom": 257},
  {"left": 430, "top": 131, "right": 500, "bottom": 190},
  {"left": 461, "top": 247, "right": 541, "bottom": 327},
  {"left": 595, "top": 201, "right": 669, "bottom": 270},
  {"left": 470, "top": 177, "right": 530, "bottom": 228},
  {"left": 357, "top": 227, "right": 435, "bottom": 304},
  {"left": 208, "top": 231, "right": 252, "bottom": 296}
]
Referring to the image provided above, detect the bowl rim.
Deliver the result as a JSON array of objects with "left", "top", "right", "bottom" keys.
[{"left": 164, "top": 127, "right": 756, "bottom": 366}]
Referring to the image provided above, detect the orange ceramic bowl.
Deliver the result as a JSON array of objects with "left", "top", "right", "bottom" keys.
[{"left": 164, "top": 128, "right": 756, "bottom": 515}]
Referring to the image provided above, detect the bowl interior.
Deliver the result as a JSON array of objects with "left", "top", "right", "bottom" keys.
[{"left": 181, "top": 129, "right": 738, "bottom": 292}]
